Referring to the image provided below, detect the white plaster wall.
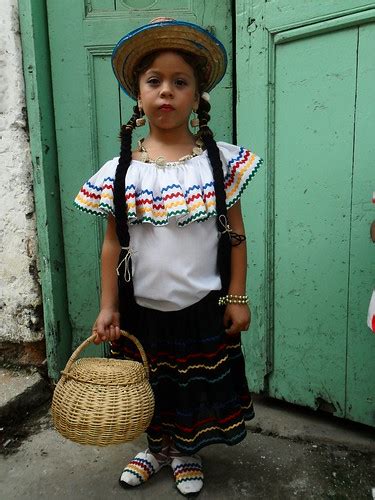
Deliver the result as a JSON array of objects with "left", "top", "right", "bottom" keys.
[{"left": 0, "top": 0, "right": 43, "bottom": 342}]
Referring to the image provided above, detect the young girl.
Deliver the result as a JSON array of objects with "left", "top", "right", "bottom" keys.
[{"left": 75, "top": 18, "right": 262, "bottom": 497}]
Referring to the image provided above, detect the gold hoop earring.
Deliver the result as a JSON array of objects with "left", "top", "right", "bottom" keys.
[
  {"left": 136, "top": 116, "right": 146, "bottom": 127},
  {"left": 190, "top": 108, "right": 199, "bottom": 128},
  {"left": 136, "top": 103, "right": 146, "bottom": 127}
]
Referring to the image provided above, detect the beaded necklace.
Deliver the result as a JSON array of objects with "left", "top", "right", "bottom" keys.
[{"left": 136, "top": 138, "right": 204, "bottom": 167}]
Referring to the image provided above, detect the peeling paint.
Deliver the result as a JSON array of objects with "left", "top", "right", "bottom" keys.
[{"left": 0, "top": 0, "right": 42, "bottom": 343}]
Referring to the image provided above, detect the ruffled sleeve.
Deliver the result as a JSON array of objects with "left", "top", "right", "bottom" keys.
[
  {"left": 74, "top": 158, "right": 118, "bottom": 216},
  {"left": 217, "top": 142, "right": 263, "bottom": 208}
]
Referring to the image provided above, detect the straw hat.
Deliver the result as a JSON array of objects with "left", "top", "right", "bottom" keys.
[{"left": 112, "top": 18, "right": 227, "bottom": 99}]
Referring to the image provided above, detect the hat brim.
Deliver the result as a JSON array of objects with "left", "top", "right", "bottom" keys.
[{"left": 111, "top": 20, "right": 227, "bottom": 100}]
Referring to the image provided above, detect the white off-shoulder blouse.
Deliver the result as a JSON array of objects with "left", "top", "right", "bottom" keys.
[{"left": 75, "top": 141, "right": 262, "bottom": 311}]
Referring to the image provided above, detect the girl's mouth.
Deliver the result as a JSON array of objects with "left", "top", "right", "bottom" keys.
[{"left": 159, "top": 105, "right": 175, "bottom": 111}]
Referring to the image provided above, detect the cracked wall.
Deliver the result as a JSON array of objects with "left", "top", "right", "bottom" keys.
[{"left": 0, "top": 0, "right": 43, "bottom": 342}]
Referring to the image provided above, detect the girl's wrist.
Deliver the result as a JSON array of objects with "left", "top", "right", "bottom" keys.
[
  {"left": 100, "top": 303, "right": 119, "bottom": 312},
  {"left": 228, "top": 287, "right": 246, "bottom": 296}
]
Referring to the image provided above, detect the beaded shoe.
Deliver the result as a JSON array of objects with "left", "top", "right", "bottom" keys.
[
  {"left": 119, "top": 448, "right": 170, "bottom": 488},
  {"left": 171, "top": 454, "right": 204, "bottom": 497}
]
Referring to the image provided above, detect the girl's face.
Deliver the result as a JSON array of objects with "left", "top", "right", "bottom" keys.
[{"left": 138, "top": 51, "right": 199, "bottom": 132}]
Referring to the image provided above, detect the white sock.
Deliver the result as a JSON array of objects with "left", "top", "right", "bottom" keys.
[
  {"left": 119, "top": 448, "right": 169, "bottom": 487},
  {"left": 171, "top": 454, "right": 204, "bottom": 496}
]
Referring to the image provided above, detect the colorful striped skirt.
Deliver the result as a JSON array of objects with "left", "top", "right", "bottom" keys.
[{"left": 110, "top": 290, "right": 254, "bottom": 455}]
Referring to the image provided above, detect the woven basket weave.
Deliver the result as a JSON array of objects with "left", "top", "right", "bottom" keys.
[{"left": 51, "top": 330, "right": 154, "bottom": 446}]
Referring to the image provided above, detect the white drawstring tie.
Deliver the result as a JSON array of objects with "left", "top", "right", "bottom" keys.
[
  {"left": 218, "top": 214, "right": 232, "bottom": 235},
  {"left": 116, "top": 246, "right": 134, "bottom": 282}
]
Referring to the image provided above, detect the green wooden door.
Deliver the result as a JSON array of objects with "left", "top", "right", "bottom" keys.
[
  {"left": 46, "top": 1, "right": 234, "bottom": 369},
  {"left": 237, "top": 0, "right": 375, "bottom": 426}
]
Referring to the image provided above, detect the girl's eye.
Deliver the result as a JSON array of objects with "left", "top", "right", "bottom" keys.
[
  {"left": 175, "top": 79, "right": 187, "bottom": 87},
  {"left": 147, "top": 78, "right": 160, "bottom": 85}
]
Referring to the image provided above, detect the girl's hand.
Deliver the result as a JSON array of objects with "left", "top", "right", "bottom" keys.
[
  {"left": 92, "top": 309, "right": 121, "bottom": 345},
  {"left": 223, "top": 304, "right": 251, "bottom": 335}
]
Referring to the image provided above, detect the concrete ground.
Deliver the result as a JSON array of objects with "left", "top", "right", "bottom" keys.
[{"left": 1, "top": 399, "right": 375, "bottom": 500}]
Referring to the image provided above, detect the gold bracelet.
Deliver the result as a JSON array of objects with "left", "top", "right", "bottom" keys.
[{"left": 218, "top": 294, "right": 249, "bottom": 306}]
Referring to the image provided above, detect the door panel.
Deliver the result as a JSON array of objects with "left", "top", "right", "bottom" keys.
[
  {"left": 237, "top": 0, "right": 375, "bottom": 426},
  {"left": 271, "top": 27, "right": 357, "bottom": 416},
  {"left": 46, "top": 0, "right": 233, "bottom": 355}
]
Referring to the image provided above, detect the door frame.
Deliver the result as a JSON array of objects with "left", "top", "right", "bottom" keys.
[{"left": 19, "top": 0, "right": 72, "bottom": 381}]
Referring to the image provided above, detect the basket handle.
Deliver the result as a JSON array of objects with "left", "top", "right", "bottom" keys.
[{"left": 62, "top": 330, "right": 150, "bottom": 379}]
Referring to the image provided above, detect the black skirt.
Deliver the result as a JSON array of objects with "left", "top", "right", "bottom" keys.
[{"left": 110, "top": 290, "right": 254, "bottom": 455}]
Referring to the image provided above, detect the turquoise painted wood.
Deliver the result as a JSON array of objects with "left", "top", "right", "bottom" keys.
[
  {"left": 345, "top": 22, "right": 375, "bottom": 425},
  {"left": 237, "top": 0, "right": 375, "bottom": 426},
  {"left": 18, "top": 0, "right": 72, "bottom": 380},
  {"left": 272, "top": 27, "right": 356, "bottom": 417},
  {"left": 27, "top": 0, "right": 375, "bottom": 424},
  {"left": 45, "top": 0, "right": 234, "bottom": 357}
]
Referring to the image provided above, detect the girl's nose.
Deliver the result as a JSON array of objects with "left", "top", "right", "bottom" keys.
[{"left": 159, "top": 82, "right": 173, "bottom": 98}]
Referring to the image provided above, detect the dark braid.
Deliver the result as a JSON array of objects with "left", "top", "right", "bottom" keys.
[
  {"left": 196, "top": 97, "right": 231, "bottom": 294},
  {"left": 113, "top": 104, "right": 141, "bottom": 326}
]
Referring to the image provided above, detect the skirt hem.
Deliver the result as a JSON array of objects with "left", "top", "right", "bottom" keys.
[{"left": 147, "top": 411, "right": 255, "bottom": 455}]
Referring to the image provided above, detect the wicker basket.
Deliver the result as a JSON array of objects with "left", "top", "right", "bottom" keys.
[{"left": 51, "top": 330, "right": 154, "bottom": 446}]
